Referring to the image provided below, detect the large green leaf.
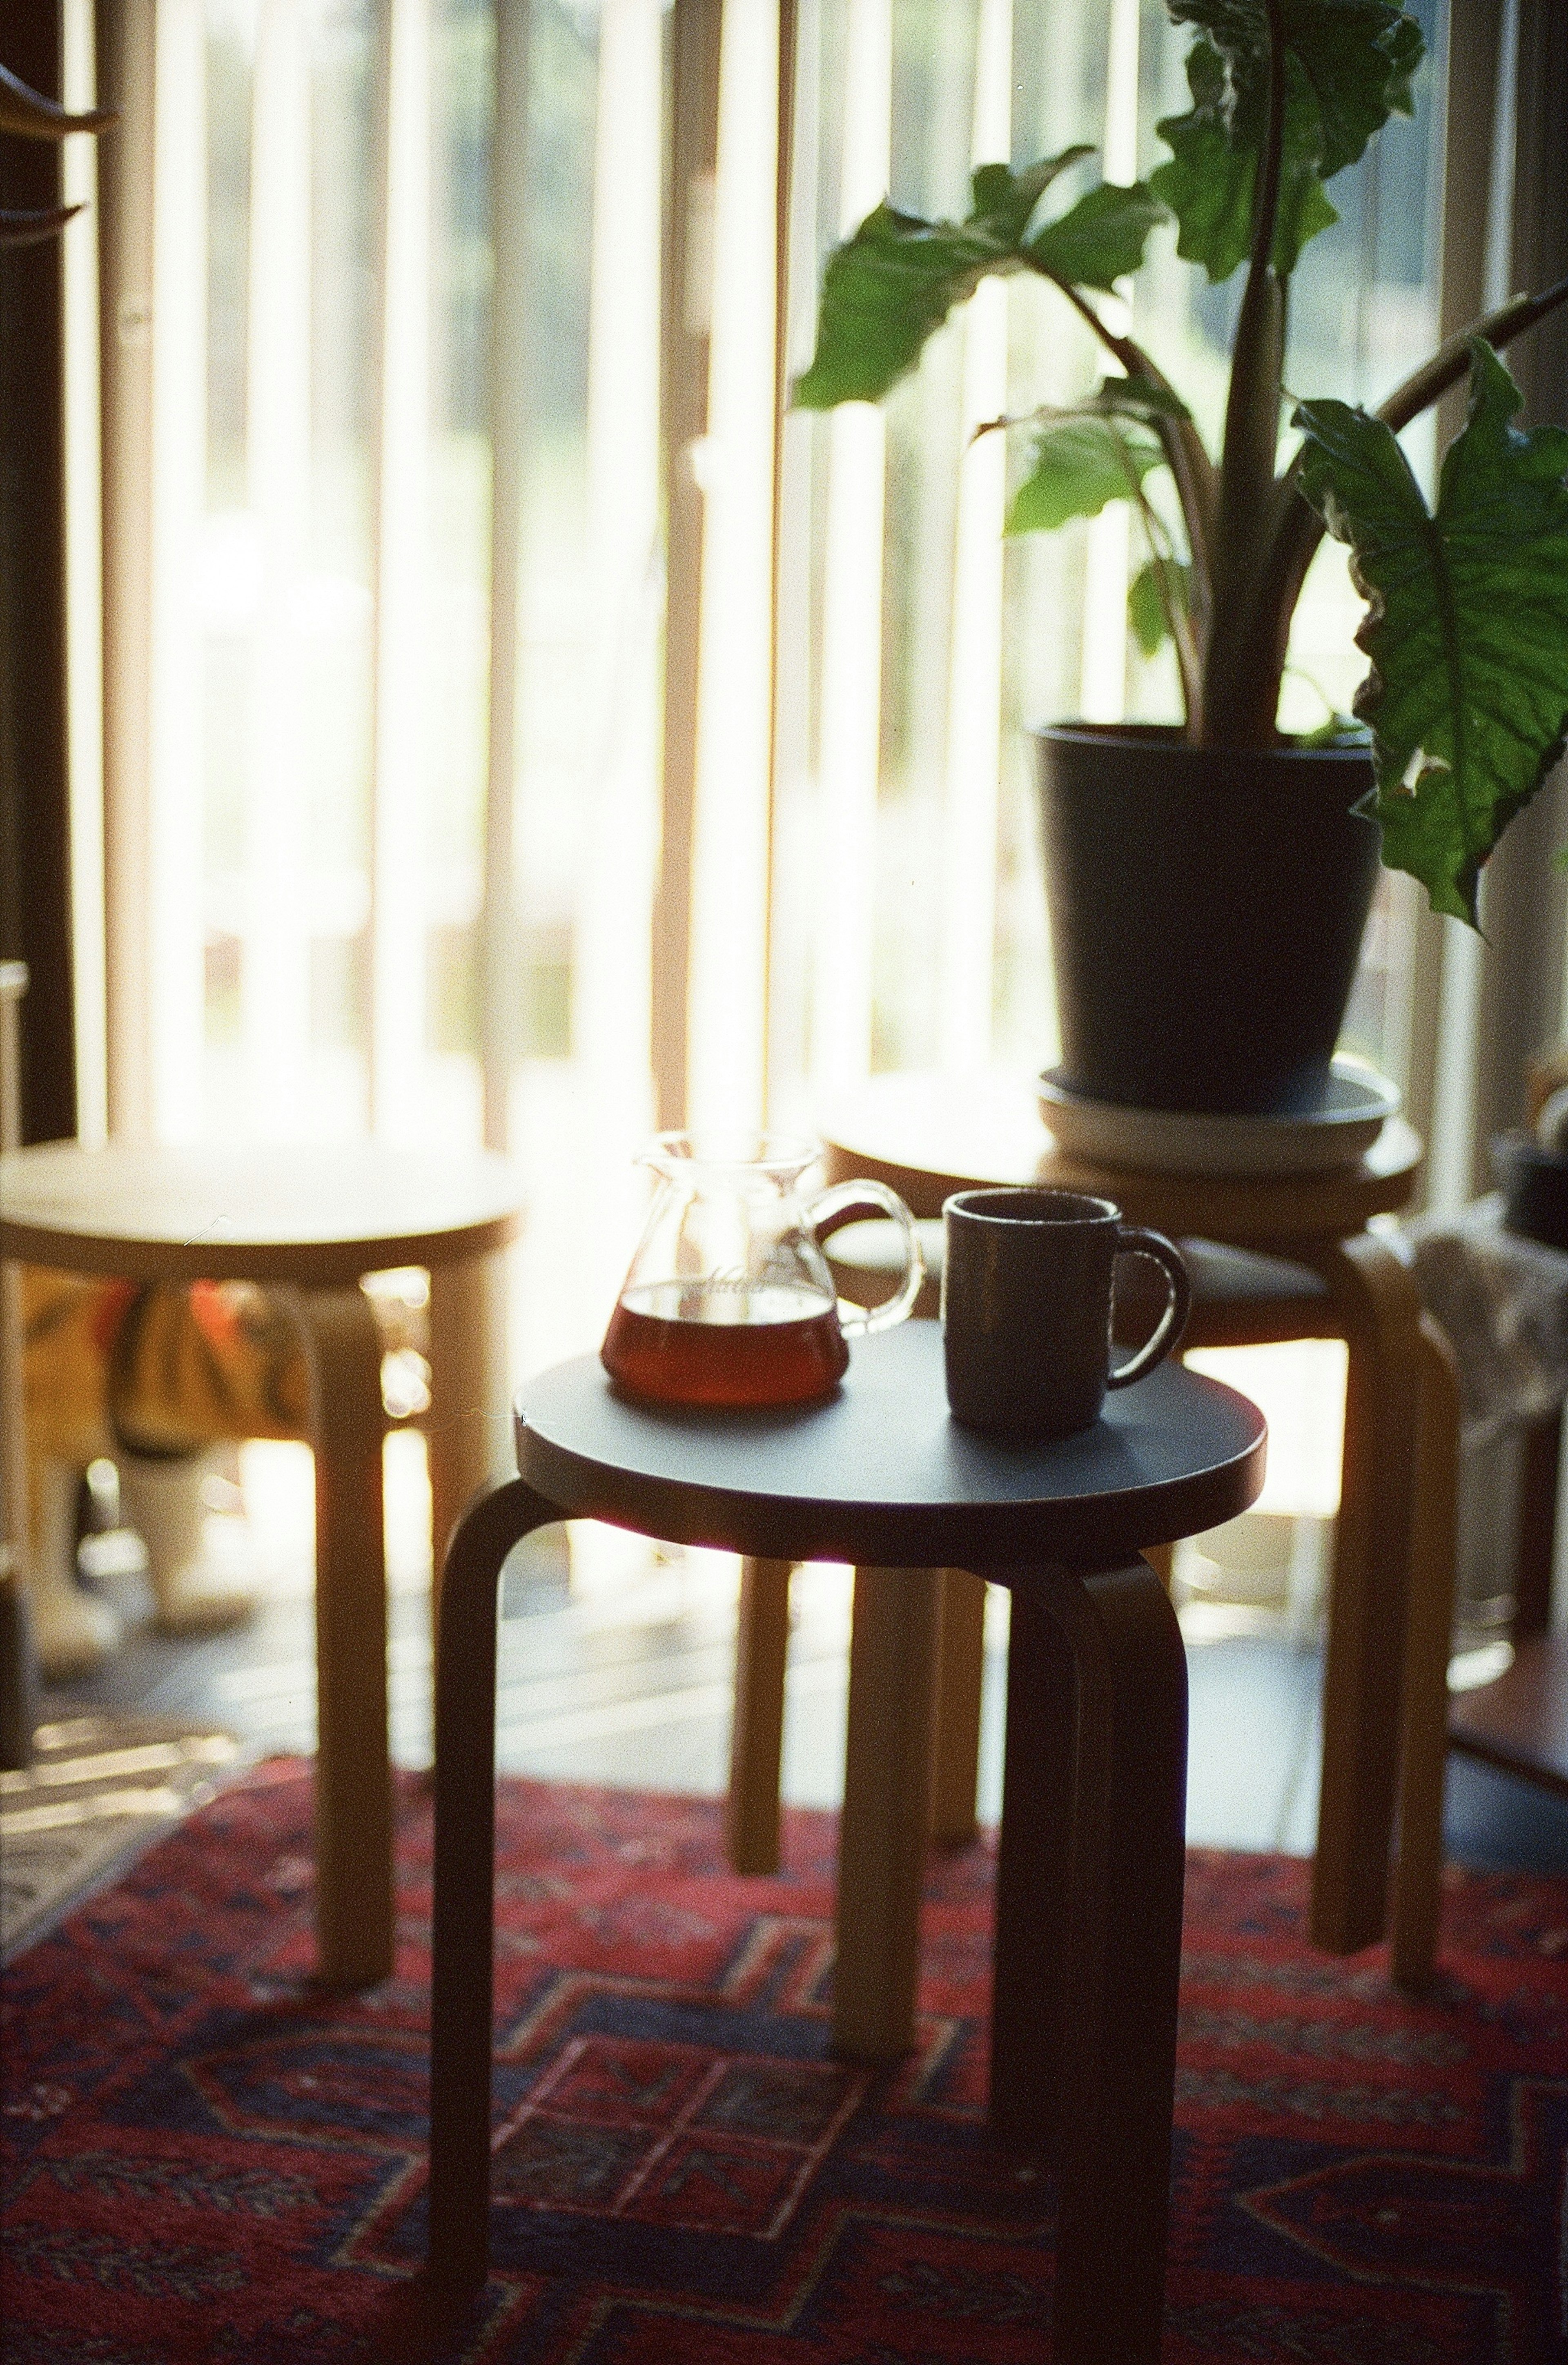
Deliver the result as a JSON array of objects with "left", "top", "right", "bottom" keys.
[
  {"left": 1151, "top": 44, "right": 1337, "bottom": 280},
  {"left": 1150, "top": 2, "right": 1423, "bottom": 282},
  {"left": 793, "top": 154, "right": 1163, "bottom": 410},
  {"left": 1294, "top": 341, "right": 1568, "bottom": 924},
  {"left": 1007, "top": 418, "right": 1163, "bottom": 536}
]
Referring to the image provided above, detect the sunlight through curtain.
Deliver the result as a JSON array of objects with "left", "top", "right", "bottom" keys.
[{"left": 101, "top": 0, "right": 1452, "bottom": 1389}]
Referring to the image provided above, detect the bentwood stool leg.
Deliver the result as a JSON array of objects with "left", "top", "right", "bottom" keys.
[
  {"left": 1390, "top": 1315, "right": 1462, "bottom": 1992},
  {"left": 1311, "top": 1232, "right": 1425, "bottom": 1954},
  {"left": 728, "top": 1559, "right": 983, "bottom": 1875},
  {"left": 428, "top": 1249, "right": 512, "bottom": 1631},
  {"left": 833, "top": 1565, "right": 944, "bottom": 2059},
  {"left": 429, "top": 1477, "right": 564, "bottom": 2294},
  {"left": 726, "top": 1557, "right": 793, "bottom": 1874},
  {"left": 288, "top": 1283, "right": 395, "bottom": 1990},
  {"left": 990, "top": 1558, "right": 1187, "bottom": 2365},
  {"left": 930, "top": 1569, "right": 986, "bottom": 1845}
]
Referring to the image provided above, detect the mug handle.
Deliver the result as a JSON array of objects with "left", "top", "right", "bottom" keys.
[
  {"left": 1107, "top": 1225, "right": 1192, "bottom": 1387},
  {"left": 806, "top": 1180, "right": 926, "bottom": 1335}
]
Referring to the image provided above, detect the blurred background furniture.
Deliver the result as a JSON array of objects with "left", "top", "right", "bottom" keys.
[
  {"left": 0, "top": 963, "right": 39, "bottom": 1770},
  {"left": 726, "top": 1072, "right": 1463, "bottom": 1989},
  {"left": 1405, "top": 1044, "right": 1568, "bottom": 1810},
  {"left": 0, "top": 1138, "right": 521, "bottom": 1984},
  {"left": 1444, "top": 1361, "right": 1567, "bottom": 1800}
]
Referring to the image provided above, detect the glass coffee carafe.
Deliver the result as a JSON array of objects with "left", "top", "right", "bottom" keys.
[{"left": 601, "top": 1132, "right": 925, "bottom": 1409}]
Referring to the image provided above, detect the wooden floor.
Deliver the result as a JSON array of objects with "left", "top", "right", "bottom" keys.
[{"left": 42, "top": 1436, "right": 1568, "bottom": 1875}]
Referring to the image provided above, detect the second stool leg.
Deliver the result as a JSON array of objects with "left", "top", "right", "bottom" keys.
[
  {"left": 930, "top": 1569, "right": 986, "bottom": 1846},
  {"left": 428, "top": 1250, "right": 512, "bottom": 1634},
  {"left": 726, "top": 1557, "right": 793, "bottom": 1874},
  {"left": 291, "top": 1283, "right": 394, "bottom": 1991},
  {"left": 834, "top": 1564, "right": 943, "bottom": 2060}
]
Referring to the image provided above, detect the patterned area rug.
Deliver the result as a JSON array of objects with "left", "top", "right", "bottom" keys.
[{"left": 2, "top": 1762, "right": 1566, "bottom": 2365}]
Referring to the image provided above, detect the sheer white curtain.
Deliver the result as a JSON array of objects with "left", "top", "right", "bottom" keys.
[
  {"left": 91, "top": 0, "right": 1484, "bottom": 1413},
  {"left": 97, "top": 0, "right": 669, "bottom": 1378}
]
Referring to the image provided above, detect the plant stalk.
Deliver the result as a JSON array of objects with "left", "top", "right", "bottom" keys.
[
  {"left": 0, "top": 62, "right": 116, "bottom": 139},
  {"left": 1041, "top": 269, "right": 1217, "bottom": 720},
  {"left": 0, "top": 205, "right": 84, "bottom": 245},
  {"left": 1114, "top": 440, "right": 1203, "bottom": 723},
  {"left": 1199, "top": 0, "right": 1290, "bottom": 747}
]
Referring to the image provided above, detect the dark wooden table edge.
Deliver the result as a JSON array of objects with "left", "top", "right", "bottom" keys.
[{"left": 514, "top": 1419, "right": 1266, "bottom": 1570}]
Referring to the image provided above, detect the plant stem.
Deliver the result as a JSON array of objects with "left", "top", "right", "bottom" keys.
[
  {"left": 1380, "top": 276, "right": 1568, "bottom": 431},
  {"left": 0, "top": 62, "right": 117, "bottom": 139},
  {"left": 1114, "top": 438, "right": 1202, "bottom": 724},
  {"left": 1038, "top": 268, "right": 1216, "bottom": 708},
  {"left": 1200, "top": 0, "right": 1290, "bottom": 747}
]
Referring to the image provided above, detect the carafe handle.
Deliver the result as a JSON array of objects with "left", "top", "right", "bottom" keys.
[{"left": 806, "top": 1180, "right": 926, "bottom": 1336}]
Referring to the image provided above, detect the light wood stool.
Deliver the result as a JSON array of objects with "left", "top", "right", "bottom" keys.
[
  {"left": 0, "top": 1140, "right": 521, "bottom": 1986},
  {"left": 727, "top": 1072, "right": 1460, "bottom": 2000}
]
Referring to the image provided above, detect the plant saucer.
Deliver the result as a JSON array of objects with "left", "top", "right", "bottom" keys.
[{"left": 1038, "top": 1058, "right": 1401, "bottom": 1178}]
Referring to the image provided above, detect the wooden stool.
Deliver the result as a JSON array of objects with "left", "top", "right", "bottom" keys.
[
  {"left": 427, "top": 1325, "right": 1265, "bottom": 2361},
  {"left": 0, "top": 1140, "right": 521, "bottom": 1986},
  {"left": 727, "top": 1072, "right": 1459, "bottom": 1990}
]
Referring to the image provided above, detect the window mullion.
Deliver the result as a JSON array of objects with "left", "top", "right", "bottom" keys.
[
  {"left": 479, "top": 0, "right": 530, "bottom": 1153},
  {"left": 937, "top": 0, "right": 1012, "bottom": 1074},
  {"left": 368, "top": 0, "right": 434, "bottom": 1145},
  {"left": 242, "top": 0, "right": 313, "bottom": 1139}
]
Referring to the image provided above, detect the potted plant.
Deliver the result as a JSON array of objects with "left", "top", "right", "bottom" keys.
[{"left": 794, "top": 0, "right": 1568, "bottom": 1117}]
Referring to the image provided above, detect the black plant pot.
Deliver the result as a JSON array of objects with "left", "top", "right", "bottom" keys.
[{"left": 1036, "top": 724, "right": 1383, "bottom": 1118}]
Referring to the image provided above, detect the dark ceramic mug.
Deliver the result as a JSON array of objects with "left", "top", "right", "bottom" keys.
[{"left": 941, "top": 1187, "right": 1192, "bottom": 1437}]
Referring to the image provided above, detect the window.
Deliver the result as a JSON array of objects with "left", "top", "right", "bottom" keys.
[{"left": 102, "top": 0, "right": 1450, "bottom": 1393}]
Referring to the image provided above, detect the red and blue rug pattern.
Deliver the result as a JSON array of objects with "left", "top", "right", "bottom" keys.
[{"left": 2, "top": 1761, "right": 1566, "bottom": 2363}]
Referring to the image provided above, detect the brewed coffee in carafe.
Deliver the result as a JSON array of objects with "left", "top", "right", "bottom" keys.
[{"left": 601, "top": 1134, "right": 924, "bottom": 1410}]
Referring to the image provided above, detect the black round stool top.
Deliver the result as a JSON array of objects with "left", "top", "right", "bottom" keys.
[{"left": 515, "top": 1323, "right": 1265, "bottom": 1568}]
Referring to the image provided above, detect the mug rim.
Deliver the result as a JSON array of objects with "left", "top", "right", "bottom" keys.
[{"left": 944, "top": 1186, "right": 1120, "bottom": 1227}]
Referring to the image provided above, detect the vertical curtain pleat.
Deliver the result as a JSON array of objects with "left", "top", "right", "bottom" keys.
[
  {"left": 368, "top": 0, "right": 433, "bottom": 1143},
  {"left": 935, "top": 0, "right": 1010, "bottom": 1072},
  {"left": 96, "top": 0, "right": 158, "bottom": 1147},
  {"left": 240, "top": 2, "right": 312, "bottom": 1141},
  {"left": 653, "top": 0, "right": 723, "bottom": 1131},
  {"left": 62, "top": 0, "right": 109, "bottom": 1147},
  {"left": 810, "top": 0, "right": 891, "bottom": 1104},
  {"left": 685, "top": 0, "right": 780, "bottom": 1128},
  {"left": 480, "top": 0, "right": 528, "bottom": 1153},
  {"left": 1466, "top": 0, "right": 1568, "bottom": 1186}
]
